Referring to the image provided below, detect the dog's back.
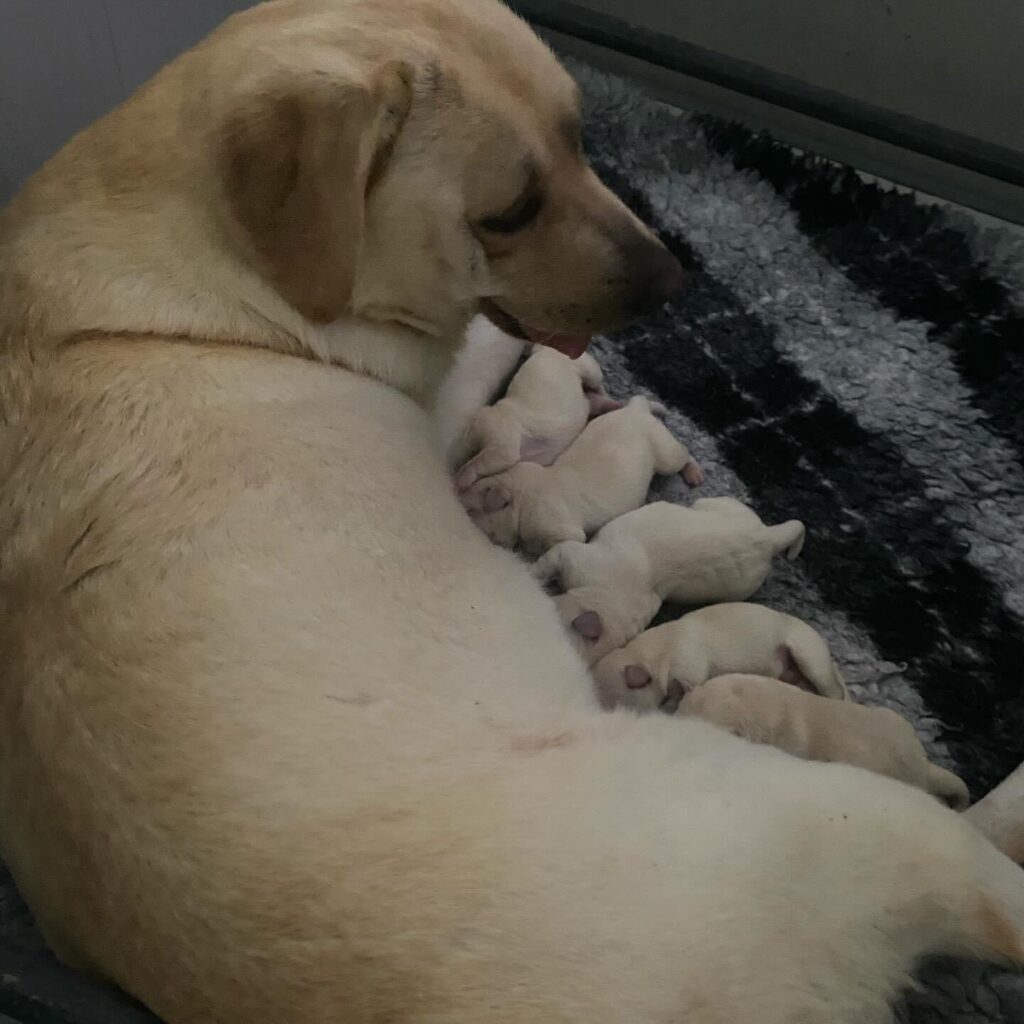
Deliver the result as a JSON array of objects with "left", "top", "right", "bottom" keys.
[{"left": 2, "top": 2, "right": 1023, "bottom": 1022}]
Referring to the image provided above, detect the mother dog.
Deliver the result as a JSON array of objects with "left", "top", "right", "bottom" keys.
[{"left": 1, "top": 1, "right": 1022, "bottom": 1021}]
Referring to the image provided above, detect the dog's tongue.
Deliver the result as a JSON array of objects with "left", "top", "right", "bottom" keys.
[{"left": 523, "top": 326, "right": 592, "bottom": 359}]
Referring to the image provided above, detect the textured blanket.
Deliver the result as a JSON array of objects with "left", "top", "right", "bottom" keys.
[
  {"left": 571, "top": 58, "right": 1024, "bottom": 1023},
  {"left": 2, "top": 54, "right": 1023, "bottom": 1024}
]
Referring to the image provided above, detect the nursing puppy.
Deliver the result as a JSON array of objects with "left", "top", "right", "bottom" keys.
[
  {"left": 681, "top": 674, "right": 970, "bottom": 809},
  {"left": 594, "top": 602, "right": 849, "bottom": 711},
  {"left": 454, "top": 345, "right": 618, "bottom": 491},
  {"left": 536, "top": 498, "right": 804, "bottom": 662},
  {"left": 462, "top": 395, "right": 703, "bottom": 553},
  {"left": 553, "top": 584, "right": 662, "bottom": 665},
  {"left": 2, "top": 2, "right": 1024, "bottom": 1023},
  {"left": 434, "top": 316, "right": 527, "bottom": 468}
]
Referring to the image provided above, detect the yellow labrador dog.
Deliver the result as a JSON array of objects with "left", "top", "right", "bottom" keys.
[{"left": 1, "top": 2, "right": 1022, "bottom": 1022}]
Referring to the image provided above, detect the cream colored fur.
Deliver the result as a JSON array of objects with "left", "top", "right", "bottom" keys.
[
  {"left": 461, "top": 395, "right": 703, "bottom": 554},
  {"left": 453, "top": 346, "right": 615, "bottom": 490},
  {"left": 536, "top": 498, "right": 804, "bottom": 662},
  {"left": 1, "top": 3, "right": 1023, "bottom": 1023},
  {"left": 681, "top": 674, "right": 970, "bottom": 809},
  {"left": 434, "top": 316, "right": 526, "bottom": 467},
  {"left": 967, "top": 763, "right": 1024, "bottom": 864},
  {"left": 593, "top": 602, "right": 849, "bottom": 712}
]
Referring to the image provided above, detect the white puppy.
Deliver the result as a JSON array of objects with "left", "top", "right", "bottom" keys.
[
  {"left": 453, "top": 346, "right": 620, "bottom": 490},
  {"left": 434, "top": 316, "right": 526, "bottom": 469},
  {"left": 552, "top": 584, "right": 663, "bottom": 666},
  {"left": 593, "top": 602, "right": 848, "bottom": 711},
  {"left": 536, "top": 499, "right": 804, "bottom": 662},
  {"left": 681, "top": 674, "right": 970, "bottom": 809},
  {"left": 461, "top": 396, "right": 703, "bottom": 553}
]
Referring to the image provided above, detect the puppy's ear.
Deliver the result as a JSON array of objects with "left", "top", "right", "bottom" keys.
[
  {"left": 220, "top": 62, "right": 413, "bottom": 323},
  {"left": 624, "top": 665, "right": 651, "bottom": 690},
  {"left": 571, "top": 610, "right": 603, "bottom": 642}
]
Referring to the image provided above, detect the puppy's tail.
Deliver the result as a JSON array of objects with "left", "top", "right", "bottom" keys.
[
  {"left": 926, "top": 764, "right": 970, "bottom": 811},
  {"left": 783, "top": 628, "right": 848, "bottom": 701},
  {"left": 769, "top": 520, "right": 806, "bottom": 561}
]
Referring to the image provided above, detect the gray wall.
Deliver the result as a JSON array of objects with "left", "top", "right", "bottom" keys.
[
  {"left": 0, "top": 0, "right": 250, "bottom": 201},
  {"left": 1, "top": 1, "right": 1021, "bottom": 207},
  {"left": 544, "top": 0, "right": 1024, "bottom": 153}
]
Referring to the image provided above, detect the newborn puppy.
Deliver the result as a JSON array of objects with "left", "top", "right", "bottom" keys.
[
  {"left": 454, "top": 346, "right": 620, "bottom": 491},
  {"left": 680, "top": 674, "right": 970, "bottom": 809},
  {"left": 435, "top": 316, "right": 527, "bottom": 470},
  {"left": 535, "top": 499, "right": 804, "bottom": 661},
  {"left": 592, "top": 602, "right": 847, "bottom": 712},
  {"left": 553, "top": 584, "right": 662, "bottom": 665},
  {"left": 462, "top": 396, "right": 703, "bottom": 554}
]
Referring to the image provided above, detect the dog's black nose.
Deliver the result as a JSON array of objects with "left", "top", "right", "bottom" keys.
[{"left": 624, "top": 239, "right": 686, "bottom": 317}]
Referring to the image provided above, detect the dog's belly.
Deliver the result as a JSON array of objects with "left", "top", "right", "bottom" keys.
[
  {"left": 0, "top": 341, "right": 596, "bottom": 1016},
  {"left": 0, "top": 343, "right": 998, "bottom": 1024}
]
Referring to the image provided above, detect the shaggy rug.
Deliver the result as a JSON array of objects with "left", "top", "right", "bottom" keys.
[{"left": 2, "top": 54, "right": 1023, "bottom": 1024}]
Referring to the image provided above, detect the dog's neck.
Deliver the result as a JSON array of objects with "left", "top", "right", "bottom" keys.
[
  {"left": 1, "top": 187, "right": 468, "bottom": 406},
  {"left": 303, "top": 314, "right": 466, "bottom": 405}
]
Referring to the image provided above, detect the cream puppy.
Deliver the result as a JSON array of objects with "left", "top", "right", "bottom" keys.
[
  {"left": 454, "top": 346, "right": 620, "bottom": 490},
  {"left": 462, "top": 396, "right": 703, "bottom": 553},
  {"left": 434, "top": 317, "right": 527, "bottom": 469},
  {"left": 536, "top": 499, "right": 804, "bottom": 662},
  {"left": 681, "top": 674, "right": 970, "bottom": 809},
  {"left": 593, "top": 602, "right": 848, "bottom": 712},
  {"left": 553, "top": 584, "right": 663, "bottom": 665}
]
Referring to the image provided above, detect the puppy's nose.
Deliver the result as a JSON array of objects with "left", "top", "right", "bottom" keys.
[{"left": 624, "top": 237, "right": 686, "bottom": 317}]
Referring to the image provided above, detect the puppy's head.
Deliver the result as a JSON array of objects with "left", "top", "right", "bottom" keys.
[
  {"left": 591, "top": 645, "right": 676, "bottom": 712},
  {"left": 554, "top": 585, "right": 659, "bottom": 666},
  {"left": 213, "top": 0, "right": 682, "bottom": 347}
]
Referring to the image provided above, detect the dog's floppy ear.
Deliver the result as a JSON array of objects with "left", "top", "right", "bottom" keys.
[{"left": 220, "top": 62, "right": 413, "bottom": 323}]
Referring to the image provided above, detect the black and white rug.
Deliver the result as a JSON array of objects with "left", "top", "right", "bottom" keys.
[
  {"left": 2, "top": 54, "right": 1023, "bottom": 1024},
  {"left": 572, "top": 57, "right": 1024, "bottom": 1023}
]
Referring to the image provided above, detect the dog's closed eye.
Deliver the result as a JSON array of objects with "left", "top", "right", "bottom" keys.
[{"left": 478, "top": 184, "right": 543, "bottom": 235}]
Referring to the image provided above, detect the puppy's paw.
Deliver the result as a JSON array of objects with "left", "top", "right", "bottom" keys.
[
  {"left": 681, "top": 460, "right": 705, "bottom": 487},
  {"left": 454, "top": 458, "right": 480, "bottom": 492},
  {"left": 586, "top": 392, "right": 624, "bottom": 417}
]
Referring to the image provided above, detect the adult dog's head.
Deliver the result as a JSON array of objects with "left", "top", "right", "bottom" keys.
[{"left": 213, "top": 0, "right": 682, "bottom": 353}]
